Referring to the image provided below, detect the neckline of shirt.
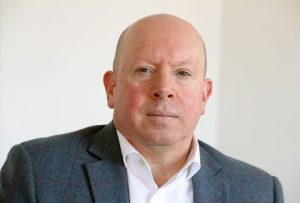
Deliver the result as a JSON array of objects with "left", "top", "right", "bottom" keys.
[{"left": 116, "top": 130, "right": 201, "bottom": 183}]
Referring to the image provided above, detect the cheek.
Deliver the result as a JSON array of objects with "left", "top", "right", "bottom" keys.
[
  {"left": 181, "top": 91, "right": 203, "bottom": 116},
  {"left": 118, "top": 83, "right": 146, "bottom": 112}
]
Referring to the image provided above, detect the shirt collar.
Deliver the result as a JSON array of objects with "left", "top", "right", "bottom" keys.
[
  {"left": 184, "top": 134, "right": 201, "bottom": 179},
  {"left": 116, "top": 130, "right": 201, "bottom": 180},
  {"left": 117, "top": 130, "right": 141, "bottom": 168}
]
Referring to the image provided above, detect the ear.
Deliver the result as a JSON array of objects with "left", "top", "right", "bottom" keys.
[
  {"left": 103, "top": 71, "right": 116, "bottom": 109},
  {"left": 200, "top": 79, "right": 212, "bottom": 115}
]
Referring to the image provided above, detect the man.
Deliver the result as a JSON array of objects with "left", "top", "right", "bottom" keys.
[{"left": 0, "top": 14, "right": 283, "bottom": 202}]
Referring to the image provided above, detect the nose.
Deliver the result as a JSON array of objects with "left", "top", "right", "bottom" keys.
[
  {"left": 151, "top": 72, "right": 175, "bottom": 99},
  {"left": 152, "top": 89, "right": 174, "bottom": 99}
]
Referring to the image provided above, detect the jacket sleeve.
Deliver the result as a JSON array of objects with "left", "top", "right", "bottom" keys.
[
  {"left": 273, "top": 176, "right": 284, "bottom": 203},
  {"left": 0, "top": 144, "right": 36, "bottom": 203}
]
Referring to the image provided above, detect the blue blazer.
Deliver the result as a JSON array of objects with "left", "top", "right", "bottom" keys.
[{"left": 0, "top": 122, "right": 284, "bottom": 202}]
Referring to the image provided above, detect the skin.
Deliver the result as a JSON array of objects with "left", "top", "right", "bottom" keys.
[{"left": 103, "top": 14, "right": 212, "bottom": 186}]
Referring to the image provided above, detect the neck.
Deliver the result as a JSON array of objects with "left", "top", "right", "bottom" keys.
[{"left": 134, "top": 137, "right": 193, "bottom": 187}]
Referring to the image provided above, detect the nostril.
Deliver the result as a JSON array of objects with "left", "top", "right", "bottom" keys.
[
  {"left": 152, "top": 90, "right": 174, "bottom": 99},
  {"left": 154, "top": 92, "right": 160, "bottom": 97}
]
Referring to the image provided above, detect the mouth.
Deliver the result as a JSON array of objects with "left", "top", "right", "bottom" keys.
[{"left": 146, "top": 112, "right": 178, "bottom": 118}]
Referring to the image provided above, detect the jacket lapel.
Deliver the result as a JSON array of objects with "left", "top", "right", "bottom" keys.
[
  {"left": 84, "top": 123, "right": 229, "bottom": 202},
  {"left": 192, "top": 143, "right": 229, "bottom": 203},
  {"left": 85, "top": 122, "right": 130, "bottom": 203}
]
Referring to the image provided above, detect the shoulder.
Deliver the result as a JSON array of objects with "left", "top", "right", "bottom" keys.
[
  {"left": 198, "top": 140, "right": 271, "bottom": 176},
  {"left": 8, "top": 125, "right": 107, "bottom": 169},
  {"left": 20, "top": 125, "right": 105, "bottom": 154},
  {"left": 0, "top": 125, "right": 110, "bottom": 202},
  {"left": 21, "top": 125, "right": 105, "bottom": 146},
  {"left": 198, "top": 140, "right": 284, "bottom": 202}
]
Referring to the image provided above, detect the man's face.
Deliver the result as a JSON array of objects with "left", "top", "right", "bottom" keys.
[{"left": 104, "top": 18, "right": 212, "bottom": 150}]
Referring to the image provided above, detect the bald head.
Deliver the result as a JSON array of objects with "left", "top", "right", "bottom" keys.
[{"left": 113, "top": 14, "right": 207, "bottom": 76}]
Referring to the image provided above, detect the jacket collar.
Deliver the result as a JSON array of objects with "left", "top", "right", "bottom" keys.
[
  {"left": 192, "top": 142, "right": 229, "bottom": 203},
  {"left": 85, "top": 122, "right": 130, "bottom": 203},
  {"left": 85, "top": 122, "right": 227, "bottom": 202}
]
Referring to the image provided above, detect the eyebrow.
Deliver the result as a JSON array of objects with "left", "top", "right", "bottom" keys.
[{"left": 131, "top": 58, "right": 195, "bottom": 67}]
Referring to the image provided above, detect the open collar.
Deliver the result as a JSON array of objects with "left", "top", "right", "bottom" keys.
[{"left": 85, "top": 122, "right": 228, "bottom": 203}]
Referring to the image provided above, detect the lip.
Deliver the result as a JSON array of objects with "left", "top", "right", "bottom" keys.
[{"left": 146, "top": 112, "right": 178, "bottom": 118}]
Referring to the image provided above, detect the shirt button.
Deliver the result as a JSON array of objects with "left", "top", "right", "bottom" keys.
[{"left": 139, "top": 159, "right": 145, "bottom": 166}]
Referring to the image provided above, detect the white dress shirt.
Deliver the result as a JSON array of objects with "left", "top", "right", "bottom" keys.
[{"left": 117, "top": 131, "right": 201, "bottom": 203}]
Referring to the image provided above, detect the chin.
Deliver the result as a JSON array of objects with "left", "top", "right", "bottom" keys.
[{"left": 144, "top": 130, "right": 182, "bottom": 146}]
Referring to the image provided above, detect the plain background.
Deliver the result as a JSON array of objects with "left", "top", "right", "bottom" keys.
[{"left": 0, "top": 0, "right": 299, "bottom": 202}]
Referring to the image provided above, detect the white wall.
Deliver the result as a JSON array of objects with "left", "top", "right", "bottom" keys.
[
  {"left": 0, "top": 0, "right": 222, "bottom": 166},
  {"left": 218, "top": 0, "right": 300, "bottom": 202}
]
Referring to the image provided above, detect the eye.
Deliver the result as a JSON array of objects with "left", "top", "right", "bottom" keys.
[
  {"left": 135, "top": 67, "right": 153, "bottom": 74},
  {"left": 176, "top": 70, "right": 192, "bottom": 77}
]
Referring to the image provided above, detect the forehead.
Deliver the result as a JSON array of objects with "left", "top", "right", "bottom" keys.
[
  {"left": 120, "top": 26, "right": 204, "bottom": 66},
  {"left": 129, "top": 43, "right": 199, "bottom": 66}
]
